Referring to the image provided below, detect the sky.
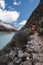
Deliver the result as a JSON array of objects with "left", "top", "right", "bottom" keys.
[{"left": 0, "top": 0, "right": 40, "bottom": 29}]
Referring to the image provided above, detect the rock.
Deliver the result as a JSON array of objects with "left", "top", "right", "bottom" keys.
[
  {"left": 37, "top": 54, "right": 43, "bottom": 62},
  {"left": 26, "top": 57, "right": 30, "bottom": 61},
  {"left": 23, "top": 61, "right": 32, "bottom": 65},
  {"left": 35, "top": 62, "right": 43, "bottom": 65},
  {"left": 9, "top": 50, "right": 13, "bottom": 56},
  {"left": 8, "top": 62, "right": 14, "bottom": 65},
  {"left": 32, "top": 53, "right": 38, "bottom": 60},
  {"left": 27, "top": 40, "right": 35, "bottom": 49},
  {"left": 20, "top": 62, "right": 23, "bottom": 65},
  {"left": 30, "top": 35, "right": 35, "bottom": 40},
  {"left": 26, "top": 48, "right": 34, "bottom": 53},
  {"left": 18, "top": 49, "right": 23, "bottom": 54},
  {"left": 13, "top": 57, "right": 17, "bottom": 61},
  {"left": 8, "top": 50, "right": 17, "bottom": 59},
  {"left": 18, "top": 53, "right": 24, "bottom": 58},
  {"left": 18, "top": 52, "right": 30, "bottom": 58},
  {"left": 13, "top": 58, "right": 22, "bottom": 65},
  {"left": 26, "top": 45, "right": 29, "bottom": 48}
]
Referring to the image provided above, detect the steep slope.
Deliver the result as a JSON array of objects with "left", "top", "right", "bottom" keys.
[
  {"left": 21, "top": 0, "right": 43, "bottom": 30},
  {"left": 0, "top": 32, "right": 43, "bottom": 65},
  {"left": 0, "top": 20, "right": 18, "bottom": 32}
]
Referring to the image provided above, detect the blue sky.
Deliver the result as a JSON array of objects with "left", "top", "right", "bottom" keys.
[{"left": 0, "top": 0, "right": 40, "bottom": 29}]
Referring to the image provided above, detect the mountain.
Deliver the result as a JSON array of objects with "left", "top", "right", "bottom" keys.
[
  {"left": 21, "top": 0, "right": 43, "bottom": 30},
  {"left": 0, "top": 0, "right": 43, "bottom": 65},
  {"left": 0, "top": 20, "right": 18, "bottom": 32}
]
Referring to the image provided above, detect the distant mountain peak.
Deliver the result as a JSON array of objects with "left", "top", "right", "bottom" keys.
[{"left": 0, "top": 20, "right": 18, "bottom": 32}]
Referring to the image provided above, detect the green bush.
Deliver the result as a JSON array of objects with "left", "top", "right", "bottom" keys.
[
  {"left": 12, "top": 31, "right": 29, "bottom": 48},
  {"left": 37, "top": 28, "right": 43, "bottom": 35},
  {"left": 24, "top": 28, "right": 35, "bottom": 35},
  {"left": 39, "top": 21, "right": 43, "bottom": 28},
  {"left": 29, "top": 28, "right": 35, "bottom": 35}
]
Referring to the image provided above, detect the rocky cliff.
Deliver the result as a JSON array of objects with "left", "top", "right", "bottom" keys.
[{"left": 21, "top": 0, "right": 43, "bottom": 30}]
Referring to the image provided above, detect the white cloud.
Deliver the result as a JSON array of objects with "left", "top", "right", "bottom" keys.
[
  {"left": 0, "top": 0, "right": 20, "bottom": 23},
  {"left": 0, "top": 0, "right": 6, "bottom": 9},
  {"left": 14, "top": 1, "right": 21, "bottom": 5},
  {"left": 19, "top": 20, "right": 27, "bottom": 25},
  {"left": 0, "top": 9, "right": 20, "bottom": 22}
]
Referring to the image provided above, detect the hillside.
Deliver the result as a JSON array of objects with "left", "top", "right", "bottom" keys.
[
  {"left": 21, "top": 0, "right": 43, "bottom": 30},
  {"left": 0, "top": 0, "right": 43, "bottom": 65},
  {"left": 0, "top": 31, "right": 43, "bottom": 65}
]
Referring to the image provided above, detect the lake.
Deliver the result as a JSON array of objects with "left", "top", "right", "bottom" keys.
[{"left": 0, "top": 33, "right": 15, "bottom": 50}]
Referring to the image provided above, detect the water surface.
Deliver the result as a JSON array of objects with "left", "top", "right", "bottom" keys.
[{"left": 0, "top": 33, "right": 14, "bottom": 49}]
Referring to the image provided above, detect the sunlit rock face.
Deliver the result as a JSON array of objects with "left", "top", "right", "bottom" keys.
[{"left": 21, "top": 0, "right": 43, "bottom": 30}]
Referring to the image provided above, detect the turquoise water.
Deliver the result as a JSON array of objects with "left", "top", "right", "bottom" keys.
[{"left": 0, "top": 33, "right": 14, "bottom": 49}]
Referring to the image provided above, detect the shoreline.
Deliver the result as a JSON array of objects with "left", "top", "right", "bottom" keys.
[{"left": 0, "top": 31, "right": 16, "bottom": 34}]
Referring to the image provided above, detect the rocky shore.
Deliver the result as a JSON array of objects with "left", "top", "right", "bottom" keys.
[{"left": 0, "top": 32, "right": 43, "bottom": 65}]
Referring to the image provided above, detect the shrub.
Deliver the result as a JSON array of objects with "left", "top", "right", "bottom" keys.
[
  {"left": 37, "top": 28, "right": 43, "bottom": 35},
  {"left": 24, "top": 28, "right": 35, "bottom": 35},
  {"left": 12, "top": 31, "right": 29, "bottom": 48},
  {"left": 39, "top": 21, "right": 43, "bottom": 28},
  {"left": 29, "top": 28, "right": 35, "bottom": 35}
]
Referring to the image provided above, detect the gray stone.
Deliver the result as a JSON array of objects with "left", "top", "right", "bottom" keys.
[
  {"left": 13, "top": 58, "right": 22, "bottom": 65},
  {"left": 8, "top": 50, "right": 17, "bottom": 59},
  {"left": 35, "top": 62, "right": 43, "bottom": 65},
  {"left": 8, "top": 62, "right": 13, "bottom": 65},
  {"left": 18, "top": 53, "right": 24, "bottom": 58},
  {"left": 18, "top": 52, "right": 30, "bottom": 58},
  {"left": 26, "top": 48, "right": 34, "bottom": 53},
  {"left": 26, "top": 57, "right": 31, "bottom": 61},
  {"left": 32, "top": 53, "right": 38, "bottom": 61},
  {"left": 23, "top": 52, "right": 30, "bottom": 57},
  {"left": 18, "top": 50, "right": 23, "bottom": 54},
  {"left": 23, "top": 61, "right": 32, "bottom": 65},
  {"left": 13, "top": 57, "right": 18, "bottom": 62}
]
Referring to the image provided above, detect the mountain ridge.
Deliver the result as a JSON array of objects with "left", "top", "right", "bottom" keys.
[{"left": 0, "top": 20, "right": 18, "bottom": 32}]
